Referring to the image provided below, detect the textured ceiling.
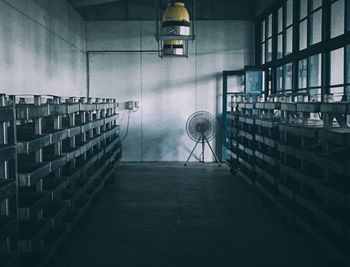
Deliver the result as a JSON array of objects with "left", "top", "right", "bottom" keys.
[{"left": 69, "top": 0, "right": 257, "bottom": 20}]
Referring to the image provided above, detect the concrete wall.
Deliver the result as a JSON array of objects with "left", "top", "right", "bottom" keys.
[
  {"left": 254, "top": 0, "right": 277, "bottom": 18},
  {"left": 0, "top": 0, "right": 86, "bottom": 96},
  {"left": 87, "top": 20, "right": 254, "bottom": 162}
]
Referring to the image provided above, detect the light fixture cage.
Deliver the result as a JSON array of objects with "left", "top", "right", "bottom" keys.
[
  {"left": 157, "top": 39, "right": 190, "bottom": 58},
  {"left": 155, "top": 0, "right": 195, "bottom": 58}
]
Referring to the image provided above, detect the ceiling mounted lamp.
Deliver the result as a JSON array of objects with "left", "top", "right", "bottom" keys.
[
  {"left": 155, "top": 0, "right": 195, "bottom": 58},
  {"left": 161, "top": 1, "right": 190, "bottom": 37},
  {"left": 163, "top": 40, "right": 185, "bottom": 57}
]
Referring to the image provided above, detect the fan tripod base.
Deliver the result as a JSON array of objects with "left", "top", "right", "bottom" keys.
[{"left": 184, "top": 135, "right": 221, "bottom": 166}]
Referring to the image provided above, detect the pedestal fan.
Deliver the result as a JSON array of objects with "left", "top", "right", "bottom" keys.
[{"left": 184, "top": 111, "right": 221, "bottom": 166}]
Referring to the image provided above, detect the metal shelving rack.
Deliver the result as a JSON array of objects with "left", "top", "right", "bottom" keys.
[
  {"left": 0, "top": 94, "right": 122, "bottom": 267},
  {"left": 225, "top": 95, "right": 350, "bottom": 264},
  {"left": 0, "top": 94, "right": 19, "bottom": 267}
]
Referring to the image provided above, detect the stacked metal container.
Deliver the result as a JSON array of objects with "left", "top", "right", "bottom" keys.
[
  {"left": 0, "top": 94, "right": 122, "bottom": 267},
  {"left": 226, "top": 96, "right": 350, "bottom": 264}
]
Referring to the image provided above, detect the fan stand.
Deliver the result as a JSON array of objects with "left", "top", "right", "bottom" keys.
[{"left": 184, "top": 134, "right": 221, "bottom": 166}]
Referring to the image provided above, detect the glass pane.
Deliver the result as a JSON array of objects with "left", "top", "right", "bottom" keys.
[
  {"left": 284, "top": 63, "right": 293, "bottom": 90},
  {"left": 311, "top": 0, "right": 322, "bottom": 10},
  {"left": 347, "top": 0, "right": 350, "bottom": 31},
  {"left": 261, "top": 21, "right": 265, "bottom": 42},
  {"left": 246, "top": 70, "right": 263, "bottom": 94},
  {"left": 310, "top": 10, "right": 322, "bottom": 45},
  {"left": 278, "top": 8, "right": 283, "bottom": 33},
  {"left": 346, "top": 45, "right": 350, "bottom": 84},
  {"left": 300, "top": 0, "right": 308, "bottom": 20},
  {"left": 277, "top": 66, "right": 283, "bottom": 92},
  {"left": 308, "top": 54, "right": 322, "bottom": 87},
  {"left": 331, "top": 0, "right": 345, "bottom": 38},
  {"left": 330, "top": 87, "right": 344, "bottom": 101},
  {"left": 261, "top": 43, "right": 265, "bottom": 64},
  {"left": 285, "top": 27, "right": 293, "bottom": 55},
  {"left": 267, "top": 68, "right": 272, "bottom": 94},
  {"left": 267, "top": 14, "right": 272, "bottom": 38},
  {"left": 298, "top": 59, "right": 307, "bottom": 89},
  {"left": 277, "top": 34, "right": 283, "bottom": 59},
  {"left": 330, "top": 48, "right": 344, "bottom": 85},
  {"left": 277, "top": 7, "right": 283, "bottom": 33},
  {"left": 300, "top": 20, "right": 307, "bottom": 50},
  {"left": 266, "top": 39, "right": 272, "bottom": 62},
  {"left": 227, "top": 76, "right": 244, "bottom": 93},
  {"left": 286, "top": 0, "right": 294, "bottom": 27}
]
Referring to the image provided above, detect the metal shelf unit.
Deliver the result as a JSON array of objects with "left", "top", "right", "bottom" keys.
[
  {"left": 0, "top": 94, "right": 19, "bottom": 267},
  {"left": 0, "top": 94, "right": 122, "bottom": 267},
  {"left": 225, "top": 97, "right": 350, "bottom": 264}
]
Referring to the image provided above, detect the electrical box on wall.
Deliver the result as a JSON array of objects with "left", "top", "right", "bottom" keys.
[{"left": 126, "top": 101, "right": 140, "bottom": 111}]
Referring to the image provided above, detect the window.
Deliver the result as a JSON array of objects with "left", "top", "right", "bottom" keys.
[
  {"left": 330, "top": 48, "right": 345, "bottom": 101},
  {"left": 275, "top": 64, "right": 293, "bottom": 94},
  {"left": 260, "top": 21, "right": 266, "bottom": 64},
  {"left": 259, "top": 14, "right": 274, "bottom": 64},
  {"left": 330, "top": 48, "right": 344, "bottom": 85},
  {"left": 331, "top": 0, "right": 345, "bottom": 38},
  {"left": 298, "top": 59, "right": 307, "bottom": 91},
  {"left": 278, "top": 34, "right": 283, "bottom": 59},
  {"left": 310, "top": 10, "right": 322, "bottom": 45},
  {"left": 346, "top": 45, "right": 350, "bottom": 97},
  {"left": 284, "top": 0, "right": 294, "bottom": 55},
  {"left": 266, "top": 14, "right": 273, "bottom": 62},
  {"left": 261, "top": 43, "right": 265, "bottom": 64},
  {"left": 300, "top": 0, "right": 308, "bottom": 20},
  {"left": 260, "top": 16, "right": 274, "bottom": 64},
  {"left": 277, "top": 66, "right": 284, "bottom": 92},
  {"left": 298, "top": 0, "right": 323, "bottom": 50},
  {"left": 299, "top": 20, "right": 307, "bottom": 50},
  {"left": 267, "top": 39, "right": 272, "bottom": 62},
  {"left": 299, "top": 0, "right": 308, "bottom": 50},
  {"left": 308, "top": 54, "right": 322, "bottom": 101},
  {"left": 284, "top": 63, "right": 293, "bottom": 92},
  {"left": 308, "top": 54, "right": 322, "bottom": 87},
  {"left": 256, "top": 0, "right": 349, "bottom": 100},
  {"left": 267, "top": 14, "right": 272, "bottom": 38},
  {"left": 347, "top": 0, "right": 350, "bottom": 31},
  {"left": 286, "top": 0, "right": 293, "bottom": 26},
  {"left": 278, "top": 7, "right": 283, "bottom": 32},
  {"left": 266, "top": 68, "right": 272, "bottom": 95},
  {"left": 277, "top": 7, "right": 283, "bottom": 59}
]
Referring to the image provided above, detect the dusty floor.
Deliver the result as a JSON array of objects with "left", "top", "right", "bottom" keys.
[{"left": 52, "top": 163, "right": 328, "bottom": 267}]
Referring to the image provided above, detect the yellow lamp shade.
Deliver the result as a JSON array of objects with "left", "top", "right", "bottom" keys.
[
  {"left": 164, "top": 40, "right": 184, "bottom": 46},
  {"left": 163, "top": 2, "right": 190, "bottom": 26}
]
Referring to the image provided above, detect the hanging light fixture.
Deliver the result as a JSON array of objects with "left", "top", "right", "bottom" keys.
[
  {"left": 161, "top": 1, "right": 190, "bottom": 37},
  {"left": 163, "top": 40, "right": 185, "bottom": 56},
  {"left": 155, "top": 0, "right": 195, "bottom": 58}
]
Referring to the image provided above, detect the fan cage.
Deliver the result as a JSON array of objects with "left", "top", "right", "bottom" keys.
[{"left": 186, "top": 111, "right": 218, "bottom": 142}]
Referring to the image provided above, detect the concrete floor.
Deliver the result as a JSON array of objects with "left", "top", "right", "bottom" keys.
[{"left": 52, "top": 163, "right": 328, "bottom": 267}]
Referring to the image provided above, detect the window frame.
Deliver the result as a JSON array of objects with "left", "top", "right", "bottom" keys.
[{"left": 255, "top": 0, "right": 350, "bottom": 101}]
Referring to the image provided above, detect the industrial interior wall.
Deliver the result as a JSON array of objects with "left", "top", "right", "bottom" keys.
[
  {"left": 0, "top": 0, "right": 86, "bottom": 96},
  {"left": 254, "top": 0, "right": 276, "bottom": 17},
  {"left": 87, "top": 20, "right": 254, "bottom": 161}
]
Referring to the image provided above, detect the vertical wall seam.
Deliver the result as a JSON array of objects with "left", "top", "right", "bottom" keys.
[
  {"left": 194, "top": 21, "right": 198, "bottom": 158},
  {"left": 85, "top": 22, "right": 89, "bottom": 98},
  {"left": 195, "top": 22, "right": 198, "bottom": 111},
  {"left": 140, "top": 20, "right": 143, "bottom": 162}
]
